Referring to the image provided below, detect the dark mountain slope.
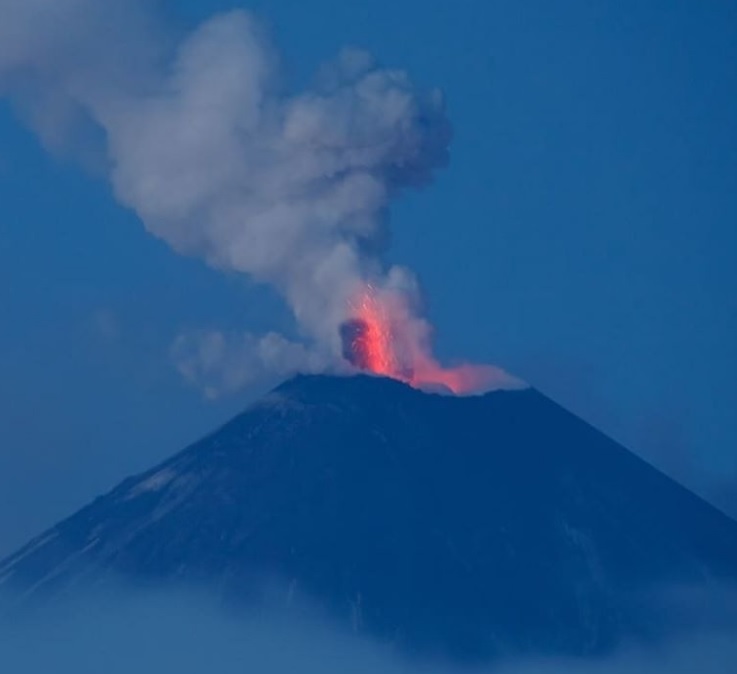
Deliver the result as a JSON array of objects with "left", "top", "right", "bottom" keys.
[{"left": 2, "top": 374, "right": 736, "bottom": 659}]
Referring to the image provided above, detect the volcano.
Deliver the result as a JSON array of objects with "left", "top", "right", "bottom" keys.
[{"left": 1, "top": 374, "right": 736, "bottom": 660}]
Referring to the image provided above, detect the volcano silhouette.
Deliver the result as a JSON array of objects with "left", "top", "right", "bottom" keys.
[{"left": 2, "top": 374, "right": 736, "bottom": 660}]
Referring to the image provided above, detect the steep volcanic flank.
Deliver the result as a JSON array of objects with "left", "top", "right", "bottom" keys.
[{"left": 2, "top": 374, "right": 737, "bottom": 660}]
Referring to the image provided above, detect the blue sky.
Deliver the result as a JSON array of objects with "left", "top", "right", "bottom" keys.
[{"left": 1, "top": 0, "right": 735, "bottom": 556}]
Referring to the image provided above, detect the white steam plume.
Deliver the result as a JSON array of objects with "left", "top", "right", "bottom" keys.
[{"left": 0, "top": 0, "right": 518, "bottom": 393}]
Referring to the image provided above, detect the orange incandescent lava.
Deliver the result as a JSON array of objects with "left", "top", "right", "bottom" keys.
[
  {"left": 345, "top": 286, "right": 498, "bottom": 395},
  {"left": 350, "top": 290, "right": 401, "bottom": 378}
]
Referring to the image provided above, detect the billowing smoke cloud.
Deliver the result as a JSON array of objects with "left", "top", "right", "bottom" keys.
[{"left": 0, "top": 0, "right": 518, "bottom": 395}]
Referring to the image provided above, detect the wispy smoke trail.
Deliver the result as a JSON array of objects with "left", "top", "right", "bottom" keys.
[{"left": 0, "top": 0, "right": 519, "bottom": 394}]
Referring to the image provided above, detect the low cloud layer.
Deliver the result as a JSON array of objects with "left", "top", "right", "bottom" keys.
[{"left": 1, "top": 586, "right": 736, "bottom": 674}]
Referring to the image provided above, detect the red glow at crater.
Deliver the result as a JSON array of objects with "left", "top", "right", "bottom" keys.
[{"left": 342, "top": 286, "right": 505, "bottom": 395}]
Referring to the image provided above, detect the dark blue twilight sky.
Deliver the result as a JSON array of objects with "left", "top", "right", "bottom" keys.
[{"left": 0, "top": 0, "right": 735, "bottom": 556}]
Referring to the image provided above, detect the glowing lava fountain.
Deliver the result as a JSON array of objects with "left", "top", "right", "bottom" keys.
[{"left": 340, "top": 286, "right": 513, "bottom": 395}]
